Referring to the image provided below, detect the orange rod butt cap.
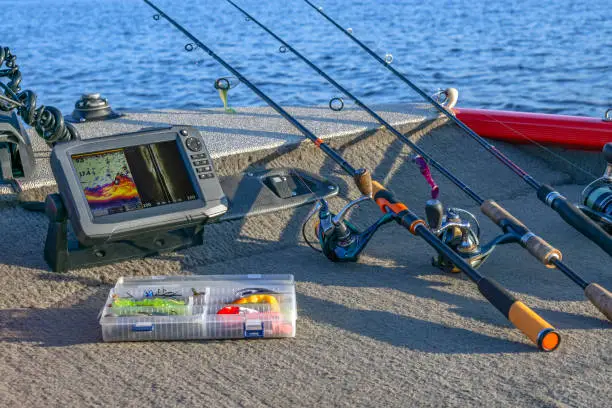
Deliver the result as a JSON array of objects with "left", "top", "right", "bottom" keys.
[
  {"left": 508, "top": 301, "right": 560, "bottom": 352},
  {"left": 539, "top": 329, "right": 561, "bottom": 352}
]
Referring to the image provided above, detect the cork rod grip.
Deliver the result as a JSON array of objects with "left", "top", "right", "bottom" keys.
[
  {"left": 353, "top": 169, "right": 372, "bottom": 197},
  {"left": 585, "top": 283, "right": 612, "bottom": 322},
  {"left": 481, "top": 200, "right": 561, "bottom": 267},
  {"left": 481, "top": 200, "right": 526, "bottom": 229},
  {"left": 523, "top": 235, "right": 562, "bottom": 267}
]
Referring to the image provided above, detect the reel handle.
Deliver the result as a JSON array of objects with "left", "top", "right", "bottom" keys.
[{"left": 425, "top": 199, "right": 444, "bottom": 229}]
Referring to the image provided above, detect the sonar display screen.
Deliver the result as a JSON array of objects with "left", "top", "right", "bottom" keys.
[{"left": 72, "top": 141, "right": 198, "bottom": 217}]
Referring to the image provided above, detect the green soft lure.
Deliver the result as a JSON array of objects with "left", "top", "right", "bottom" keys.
[
  {"left": 218, "top": 88, "right": 236, "bottom": 114},
  {"left": 112, "top": 297, "right": 185, "bottom": 307},
  {"left": 214, "top": 77, "right": 237, "bottom": 113},
  {"left": 111, "top": 296, "right": 188, "bottom": 316}
]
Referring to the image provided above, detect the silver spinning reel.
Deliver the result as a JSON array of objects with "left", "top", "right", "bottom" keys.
[{"left": 425, "top": 199, "right": 492, "bottom": 272}]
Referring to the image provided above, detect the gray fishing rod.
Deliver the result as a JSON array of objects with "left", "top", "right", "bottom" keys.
[
  {"left": 144, "top": 0, "right": 562, "bottom": 351},
  {"left": 303, "top": 0, "right": 612, "bottom": 258},
  {"left": 224, "top": 0, "right": 612, "bottom": 321}
]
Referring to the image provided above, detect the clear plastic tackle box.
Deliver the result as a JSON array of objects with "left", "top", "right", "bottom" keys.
[{"left": 99, "top": 274, "right": 296, "bottom": 342}]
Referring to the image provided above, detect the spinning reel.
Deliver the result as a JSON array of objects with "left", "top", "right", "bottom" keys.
[
  {"left": 302, "top": 158, "right": 527, "bottom": 273},
  {"left": 304, "top": 195, "right": 394, "bottom": 262},
  {"left": 424, "top": 199, "right": 493, "bottom": 272},
  {"left": 579, "top": 143, "right": 612, "bottom": 233},
  {"left": 303, "top": 193, "right": 495, "bottom": 269}
]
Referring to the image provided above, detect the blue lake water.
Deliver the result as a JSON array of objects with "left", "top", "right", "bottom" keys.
[{"left": 2, "top": 0, "right": 610, "bottom": 117}]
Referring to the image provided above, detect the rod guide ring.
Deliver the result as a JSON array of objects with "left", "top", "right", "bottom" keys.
[
  {"left": 329, "top": 97, "right": 344, "bottom": 111},
  {"left": 214, "top": 77, "right": 231, "bottom": 90}
]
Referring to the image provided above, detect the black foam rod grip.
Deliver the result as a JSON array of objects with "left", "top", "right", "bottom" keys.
[
  {"left": 538, "top": 185, "right": 612, "bottom": 257},
  {"left": 425, "top": 199, "right": 444, "bottom": 229}
]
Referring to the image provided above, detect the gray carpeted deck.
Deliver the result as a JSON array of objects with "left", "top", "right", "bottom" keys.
[{"left": 0, "top": 106, "right": 609, "bottom": 407}]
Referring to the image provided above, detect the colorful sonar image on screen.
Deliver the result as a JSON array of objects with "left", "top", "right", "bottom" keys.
[{"left": 72, "top": 141, "right": 198, "bottom": 217}]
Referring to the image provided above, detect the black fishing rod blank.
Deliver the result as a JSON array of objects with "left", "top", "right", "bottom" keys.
[
  {"left": 224, "top": 0, "right": 612, "bottom": 322},
  {"left": 144, "top": 0, "right": 561, "bottom": 350},
  {"left": 303, "top": 0, "right": 612, "bottom": 258}
]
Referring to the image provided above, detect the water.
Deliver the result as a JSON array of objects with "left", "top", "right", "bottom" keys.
[{"left": 1, "top": 0, "right": 610, "bottom": 117}]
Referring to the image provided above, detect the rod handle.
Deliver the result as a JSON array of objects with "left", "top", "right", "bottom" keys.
[
  {"left": 353, "top": 168, "right": 372, "bottom": 197},
  {"left": 477, "top": 277, "right": 560, "bottom": 351},
  {"left": 371, "top": 180, "right": 385, "bottom": 197},
  {"left": 585, "top": 283, "right": 612, "bottom": 322},
  {"left": 480, "top": 199, "right": 526, "bottom": 228},
  {"left": 537, "top": 185, "right": 612, "bottom": 257},
  {"left": 481, "top": 200, "right": 561, "bottom": 267},
  {"left": 371, "top": 181, "right": 409, "bottom": 215}
]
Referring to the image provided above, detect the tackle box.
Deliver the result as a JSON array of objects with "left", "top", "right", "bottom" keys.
[{"left": 99, "top": 274, "right": 296, "bottom": 342}]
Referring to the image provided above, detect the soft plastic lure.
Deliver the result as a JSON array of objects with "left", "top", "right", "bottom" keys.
[
  {"left": 112, "top": 297, "right": 185, "bottom": 307},
  {"left": 232, "top": 294, "right": 280, "bottom": 313},
  {"left": 413, "top": 155, "right": 439, "bottom": 199},
  {"left": 217, "top": 305, "right": 260, "bottom": 315},
  {"left": 214, "top": 77, "right": 238, "bottom": 113},
  {"left": 111, "top": 296, "right": 188, "bottom": 316}
]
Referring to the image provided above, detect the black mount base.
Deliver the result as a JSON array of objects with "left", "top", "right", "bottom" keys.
[{"left": 43, "top": 193, "right": 205, "bottom": 272}]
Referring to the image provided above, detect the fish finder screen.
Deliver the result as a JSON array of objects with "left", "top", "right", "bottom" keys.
[{"left": 72, "top": 141, "right": 198, "bottom": 217}]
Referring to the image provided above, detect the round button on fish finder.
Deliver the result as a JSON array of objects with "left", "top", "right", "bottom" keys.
[{"left": 185, "top": 136, "right": 203, "bottom": 152}]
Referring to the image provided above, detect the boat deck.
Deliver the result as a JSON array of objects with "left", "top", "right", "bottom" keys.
[{"left": 0, "top": 105, "right": 609, "bottom": 407}]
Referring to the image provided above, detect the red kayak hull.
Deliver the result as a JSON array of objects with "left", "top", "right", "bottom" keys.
[{"left": 453, "top": 108, "right": 612, "bottom": 151}]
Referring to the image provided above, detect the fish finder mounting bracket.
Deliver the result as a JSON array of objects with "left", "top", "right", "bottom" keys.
[{"left": 45, "top": 126, "right": 338, "bottom": 272}]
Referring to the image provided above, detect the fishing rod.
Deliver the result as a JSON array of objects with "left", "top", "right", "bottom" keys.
[
  {"left": 223, "top": 0, "right": 612, "bottom": 322},
  {"left": 144, "top": 0, "right": 561, "bottom": 351},
  {"left": 303, "top": 0, "right": 612, "bottom": 258}
]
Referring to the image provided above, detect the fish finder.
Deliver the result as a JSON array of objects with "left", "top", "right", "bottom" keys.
[
  {"left": 50, "top": 126, "right": 227, "bottom": 244},
  {"left": 43, "top": 126, "right": 339, "bottom": 272},
  {"left": 45, "top": 126, "right": 228, "bottom": 272}
]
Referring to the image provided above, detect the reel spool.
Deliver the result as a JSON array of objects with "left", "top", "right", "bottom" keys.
[
  {"left": 425, "top": 200, "right": 491, "bottom": 272},
  {"left": 303, "top": 195, "right": 394, "bottom": 262},
  {"left": 579, "top": 143, "right": 612, "bottom": 233}
]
